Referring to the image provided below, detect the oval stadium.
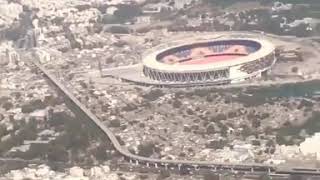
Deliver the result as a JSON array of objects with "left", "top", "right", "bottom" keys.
[{"left": 142, "top": 38, "right": 276, "bottom": 85}]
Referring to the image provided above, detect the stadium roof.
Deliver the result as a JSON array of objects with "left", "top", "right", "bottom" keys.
[{"left": 142, "top": 37, "right": 275, "bottom": 73}]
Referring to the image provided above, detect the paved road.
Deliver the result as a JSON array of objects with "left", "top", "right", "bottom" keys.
[{"left": 30, "top": 61, "right": 320, "bottom": 176}]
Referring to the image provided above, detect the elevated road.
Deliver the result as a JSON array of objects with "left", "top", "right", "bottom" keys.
[{"left": 32, "top": 61, "right": 320, "bottom": 176}]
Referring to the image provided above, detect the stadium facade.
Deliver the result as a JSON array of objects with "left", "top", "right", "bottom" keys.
[{"left": 142, "top": 38, "right": 276, "bottom": 84}]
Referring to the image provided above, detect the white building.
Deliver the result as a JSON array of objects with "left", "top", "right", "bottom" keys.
[
  {"left": 135, "top": 16, "right": 152, "bottom": 25},
  {"left": 272, "top": 2, "right": 293, "bottom": 12},
  {"left": 106, "top": 6, "right": 118, "bottom": 15},
  {"left": 173, "top": 0, "right": 193, "bottom": 10}
]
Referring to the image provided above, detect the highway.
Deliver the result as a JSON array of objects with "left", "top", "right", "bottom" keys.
[{"left": 32, "top": 61, "right": 320, "bottom": 176}]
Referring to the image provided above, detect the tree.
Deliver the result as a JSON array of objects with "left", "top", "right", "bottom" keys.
[
  {"left": 142, "top": 89, "right": 164, "bottom": 101},
  {"left": 2, "top": 101, "right": 13, "bottom": 111},
  {"left": 194, "top": 89, "right": 209, "bottom": 97},
  {"left": 49, "top": 111, "right": 74, "bottom": 127},
  {"left": 291, "top": 66, "right": 298, "bottom": 73},
  {"left": 186, "top": 108, "right": 194, "bottom": 115},
  {"left": 93, "top": 144, "right": 111, "bottom": 161},
  {"left": 172, "top": 99, "right": 182, "bottom": 108},
  {"left": 0, "top": 113, "right": 4, "bottom": 121},
  {"left": 206, "top": 95, "right": 213, "bottom": 102},
  {"left": 21, "top": 99, "right": 46, "bottom": 113},
  {"left": 241, "top": 124, "right": 253, "bottom": 137},
  {"left": 203, "top": 171, "right": 220, "bottom": 180},
  {"left": 75, "top": 4, "right": 90, "bottom": 11},
  {"left": 137, "top": 141, "right": 156, "bottom": 157},
  {"left": 291, "top": 23, "right": 312, "bottom": 37},
  {"left": 157, "top": 170, "right": 170, "bottom": 180},
  {"left": 206, "top": 123, "right": 217, "bottom": 134},
  {"left": 113, "top": 4, "right": 142, "bottom": 21},
  {"left": 0, "top": 124, "right": 7, "bottom": 137},
  {"left": 100, "top": 15, "right": 124, "bottom": 24},
  {"left": 47, "top": 143, "right": 68, "bottom": 162},
  {"left": 107, "top": 26, "right": 131, "bottom": 34},
  {"left": 252, "top": 118, "right": 261, "bottom": 128}
]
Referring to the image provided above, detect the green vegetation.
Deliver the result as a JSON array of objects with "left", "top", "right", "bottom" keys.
[
  {"left": 137, "top": 141, "right": 156, "bottom": 157},
  {"left": 0, "top": 119, "right": 37, "bottom": 155},
  {"left": 0, "top": 125, "right": 7, "bottom": 137},
  {"left": 100, "top": 4, "right": 142, "bottom": 24},
  {"left": 142, "top": 89, "right": 164, "bottom": 101},
  {"left": 204, "top": 0, "right": 320, "bottom": 7},
  {"left": 2, "top": 101, "right": 13, "bottom": 111},
  {"left": 45, "top": 111, "right": 113, "bottom": 163},
  {"left": 276, "top": 111, "right": 320, "bottom": 145},
  {"left": 21, "top": 99, "right": 46, "bottom": 113}
]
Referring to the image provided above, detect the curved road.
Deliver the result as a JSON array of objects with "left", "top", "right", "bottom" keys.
[{"left": 32, "top": 61, "right": 320, "bottom": 176}]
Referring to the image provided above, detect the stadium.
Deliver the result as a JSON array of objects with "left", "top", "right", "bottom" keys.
[{"left": 142, "top": 37, "right": 276, "bottom": 85}]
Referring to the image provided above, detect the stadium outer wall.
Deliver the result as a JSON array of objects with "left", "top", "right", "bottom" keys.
[{"left": 142, "top": 38, "right": 276, "bottom": 85}]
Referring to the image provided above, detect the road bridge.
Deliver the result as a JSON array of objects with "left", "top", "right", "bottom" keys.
[{"left": 31, "top": 61, "right": 320, "bottom": 176}]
